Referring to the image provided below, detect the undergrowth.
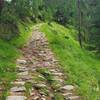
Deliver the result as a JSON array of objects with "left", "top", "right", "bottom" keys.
[{"left": 0, "top": 20, "right": 34, "bottom": 98}]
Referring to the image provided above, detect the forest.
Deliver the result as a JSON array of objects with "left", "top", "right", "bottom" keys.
[{"left": 0, "top": 0, "right": 100, "bottom": 100}]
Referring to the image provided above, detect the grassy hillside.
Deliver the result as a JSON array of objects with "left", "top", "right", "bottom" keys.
[
  {"left": 0, "top": 21, "right": 34, "bottom": 99},
  {"left": 40, "top": 23, "right": 100, "bottom": 100},
  {"left": 0, "top": 39, "right": 18, "bottom": 98}
]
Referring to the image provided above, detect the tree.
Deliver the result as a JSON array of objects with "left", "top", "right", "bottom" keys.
[
  {"left": 88, "top": 0, "right": 100, "bottom": 51},
  {"left": 77, "top": 0, "right": 82, "bottom": 48},
  {"left": 0, "top": 0, "right": 4, "bottom": 14}
]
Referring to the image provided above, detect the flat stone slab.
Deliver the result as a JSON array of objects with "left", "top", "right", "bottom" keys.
[
  {"left": 6, "top": 96, "right": 27, "bottom": 100},
  {"left": 41, "top": 98, "right": 46, "bottom": 100},
  {"left": 49, "top": 69, "right": 58, "bottom": 73},
  {"left": 62, "top": 93, "right": 73, "bottom": 97},
  {"left": 17, "top": 67, "right": 28, "bottom": 72},
  {"left": 52, "top": 72, "right": 63, "bottom": 76},
  {"left": 30, "top": 96, "right": 40, "bottom": 100},
  {"left": 0, "top": 87, "right": 4, "bottom": 91},
  {"left": 33, "top": 84, "right": 47, "bottom": 88},
  {"left": 12, "top": 81, "right": 25, "bottom": 86},
  {"left": 54, "top": 78, "right": 64, "bottom": 83},
  {"left": 67, "top": 96, "right": 80, "bottom": 100},
  {"left": 20, "top": 75, "right": 33, "bottom": 81},
  {"left": 17, "top": 59, "right": 27, "bottom": 65},
  {"left": 18, "top": 71, "right": 28, "bottom": 76},
  {"left": 10, "top": 86, "right": 26, "bottom": 92},
  {"left": 61, "top": 85, "right": 74, "bottom": 91},
  {"left": 31, "top": 68, "right": 37, "bottom": 72}
]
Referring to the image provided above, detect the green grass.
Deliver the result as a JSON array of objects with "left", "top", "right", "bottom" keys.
[
  {"left": 0, "top": 21, "right": 35, "bottom": 98},
  {"left": 0, "top": 21, "right": 34, "bottom": 79},
  {"left": 40, "top": 22, "right": 100, "bottom": 100},
  {"left": 0, "top": 39, "right": 18, "bottom": 79},
  {"left": 0, "top": 39, "right": 18, "bottom": 99}
]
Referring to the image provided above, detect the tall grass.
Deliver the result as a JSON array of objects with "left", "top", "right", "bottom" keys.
[
  {"left": 0, "top": 20, "right": 34, "bottom": 98},
  {"left": 40, "top": 22, "right": 100, "bottom": 100}
]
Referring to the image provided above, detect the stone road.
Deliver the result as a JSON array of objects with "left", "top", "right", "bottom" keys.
[{"left": 6, "top": 25, "right": 81, "bottom": 100}]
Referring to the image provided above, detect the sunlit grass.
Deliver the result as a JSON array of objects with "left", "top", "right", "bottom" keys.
[{"left": 40, "top": 22, "right": 100, "bottom": 100}]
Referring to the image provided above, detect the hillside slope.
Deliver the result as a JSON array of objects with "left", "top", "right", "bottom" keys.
[
  {"left": 40, "top": 23, "right": 100, "bottom": 100},
  {"left": 0, "top": 21, "right": 33, "bottom": 99}
]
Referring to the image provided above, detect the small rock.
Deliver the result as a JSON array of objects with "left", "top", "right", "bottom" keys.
[
  {"left": 0, "top": 87, "right": 4, "bottom": 91},
  {"left": 6, "top": 96, "right": 27, "bottom": 100},
  {"left": 21, "top": 75, "right": 33, "bottom": 81},
  {"left": 41, "top": 97, "right": 46, "bottom": 100},
  {"left": 17, "top": 59, "right": 27, "bottom": 65},
  {"left": 54, "top": 78, "right": 63, "bottom": 83},
  {"left": 18, "top": 71, "right": 28, "bottom": 76},
  {"left": 44, "top": 62, "right": 51, "bottom": 66},
  {"left": 33, "top": 96, "right": 39, "bottom": 100},
  {"left": 52, "top": 72, "right": 63, "bottom": 76},
  {"left": 18, "top": 67, "right": 28, "bottom": 72},
  {"left": 12, "top": 81, "right": 25, "bottom": 86},
  {"left": 33, "top": 84, "right": 47, "bottom": 89},
  {"left": 60, "top": 85, "right": 74, "bottom": 91},
  {"left": 31, "top": 68, "right": 36, "bottom": 72},
  {"left": 62, "top": 93, "right": 73, "bottom": 97},
  {"left": 49, "top": 69, "right": 58, "bottom": 73},
  {"left": 67, "top": 96, "right": 80, "bottom": 100},
  {"left": 10, "top": 86, "right": 26, "bottom": 92}
]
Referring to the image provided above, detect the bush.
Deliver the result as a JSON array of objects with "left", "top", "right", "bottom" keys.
[
  {"left": 0, "top": 3, "right": 18, "bottom": 24},
  {"left": 0, "top": 5, "right": 19, "bottom": 40}
]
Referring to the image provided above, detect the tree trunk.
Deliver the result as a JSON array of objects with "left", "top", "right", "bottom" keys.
[
  {"left": 0, "top": 0, "right": 4, "bottom": 14},
  {"left": 77, "top": 0, "right": 82, "bottom": 48}
]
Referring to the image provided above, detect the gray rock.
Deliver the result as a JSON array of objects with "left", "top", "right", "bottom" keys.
[
  {"left": 17, "top": 59, "right": 27, "bottom": 65},
  {"left": 54, "top": 78, "right": 63, "bottom": 83},
  {"left": 6, "top": 96, "right": 27, "bottom": 100},
  {"left": 41, "top": 98, "right": 46, "bottom": 100},
  {"left": 31, "top": 68, "right": 36, "bottom": 72},
  {"left": 18, "top": 67, "right": 28, "bottom": 72},
  {"left": 10, "top": 86, "right": 26, "bottom": 92},
  {"left": 67, "top": 96, "right": 80, "bottom": 100},
  {"left": 18, "top": 71, "right": 28, "bottom": 76},
  {"left": 49, "top": 69, "right": 58, "bottom": 73},
  {"left": 33, "top": 84, "right": 47, "bottom": 88},
  {"left": 21, "top": 75, "right": 33, "bottom": 81},
  {"left": 12, "top": 81, "right": 25, "bottom": 86},
  {"left": 62, "top": 93, "right": 73, "bottom": 97},
  {"left": 52, "top": 72, "right": 63, "bottom": 76},
  {"left": 32, "top": 96, "right": 39, "bottom": 100},
  {"left": 61, "top": 85, "right": 74, "bottom": 91}
]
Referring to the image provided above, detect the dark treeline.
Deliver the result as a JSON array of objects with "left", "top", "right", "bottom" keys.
[{"left": 0, "top": 0, "right": 100, "bottom": 52}]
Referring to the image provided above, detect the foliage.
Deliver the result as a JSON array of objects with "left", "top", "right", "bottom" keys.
[
  {"left": 0, "top": 0, "right": 100, "bottom": 98},
  {"left": 0, "top": 0, "right": 99, "bottom": 51},
  {"left": 0, "top": 21, "right": 34, "bottom": 98}
]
